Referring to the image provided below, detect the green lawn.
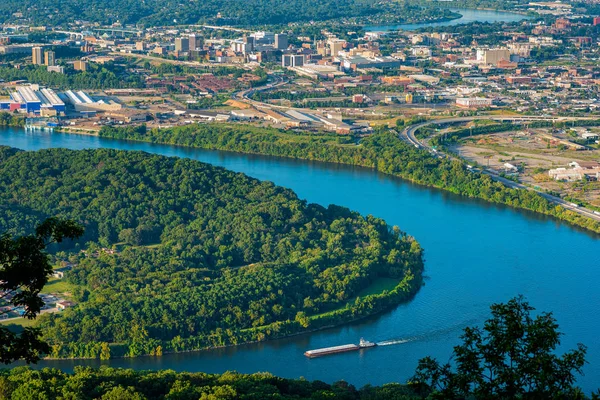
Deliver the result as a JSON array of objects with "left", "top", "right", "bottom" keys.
[
  {"left": 309, "top": 277, "right": 403, "bottom": 320},
  {"left": 0, "top": 317, "right": 38, "bottom": 330},
  {"left": 41, "top": 278, "right": 75, "bottom": 296},
  {"left": 354, "top": 277, "right": 402, "bottom": 298}
]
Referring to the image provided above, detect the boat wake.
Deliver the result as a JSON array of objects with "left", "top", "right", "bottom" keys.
[
  {"left": 376, "top": 338, "right": 413, "bottom": 346},
  {"left": 374, "top": 318, "right": 481, "bottom": 348}
]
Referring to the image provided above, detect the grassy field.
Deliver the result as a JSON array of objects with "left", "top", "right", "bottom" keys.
[
  {"left": 41, "top": 278, "right": 75, "bottom": 296},
  {"left": 308, "top": 277, "right": 403, "bottom": 320},
  {"left": 0, "top": 317, "right": 38, "bottom": 329},
  {"left": 354, "top": 277, "right": 402, "bottom": 298}
]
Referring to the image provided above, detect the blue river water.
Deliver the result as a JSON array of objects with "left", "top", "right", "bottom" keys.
[
  {"left": 366, "top": 8, "right": 530, "bottom": 31},
  {"left": 1, "top": 127, "right": 599, "bottom": 391}
]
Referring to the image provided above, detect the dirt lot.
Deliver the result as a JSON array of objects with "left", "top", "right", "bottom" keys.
[{"left": 450, "top": 129, "right": 600, "bottom": 207}]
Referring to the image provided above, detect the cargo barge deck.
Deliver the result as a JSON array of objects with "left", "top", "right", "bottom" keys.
[{"left": 304, "top": 338, "right": 376, "bottom": 358}]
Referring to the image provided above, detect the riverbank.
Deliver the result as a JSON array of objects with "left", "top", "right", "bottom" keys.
[
  {"left": 3, "top": 125, "right": 599, "bottom": 391},
  {"left": 40, "top": 271, "right": 422, "bottom": 361},
  {"left": 97, "top": 124, "right": 600, "bottom": 235},
  {"left": 0, "top": 112, "right": 25, "bottom": 128},
  {"left": 55, "top": 127, "right": 100, "bottom": 135},
  {"left": 365, "top": 7, "right": 531, "bottom": 31}
]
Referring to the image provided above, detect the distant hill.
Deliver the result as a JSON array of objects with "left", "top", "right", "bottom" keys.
[{"left": 0, "top": 0, "right": 455, "bottom": 27}]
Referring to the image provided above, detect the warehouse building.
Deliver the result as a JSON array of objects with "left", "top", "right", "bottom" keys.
[
  {"left": 2, "top": 86, "right": 65, "bottom": 114},
  {"left": 64, "top": 90, "right": 122, "bottom": 113}
]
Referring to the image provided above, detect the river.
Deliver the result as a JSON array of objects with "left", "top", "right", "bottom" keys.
[
  {"left": 1, "top": 127, "right": 599, "bottom": 391},
  {"left": 366, "top": 8, "right": 530, "bottom": 31}
]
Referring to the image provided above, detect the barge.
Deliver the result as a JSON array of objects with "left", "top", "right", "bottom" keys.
[{"left": 304, "top": 338, "right": 376, "bottom": 358}]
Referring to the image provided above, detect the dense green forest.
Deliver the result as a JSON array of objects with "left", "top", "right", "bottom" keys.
[
  {"left": 0, "top": 0, "right": 458, "bottom": 27},
  {"left": 1, "top": 298, "right": 592, "bottom": 399},
  {"left": 0, "top": 64, "right": 143, "bottom": 90},
  {"left": 98, "top": 124, "right": 600, "bottom": 234},
  {"left": 0, "top": 367, "right": 422, "bottom": 400},
  {"left": 0, "top": 112, "right": 25, "bottom": 127},
  {"left": 0, "top": 147, "right": 423, "bottom": 358}
]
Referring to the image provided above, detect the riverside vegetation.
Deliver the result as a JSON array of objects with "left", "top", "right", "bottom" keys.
[
  {"left": 99, "top": 124, "right": 600, "bottom": 234},
  {"left": 0, "top": 146, "right": 424, "bottom": 359},
  {"left": 0, "top": 113, "right": 24, "bottom": 128},
  {"left": 0, "top": 296, "right": 592, "bottom": 398}
]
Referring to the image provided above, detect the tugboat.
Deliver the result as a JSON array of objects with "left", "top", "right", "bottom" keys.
[
  {"left": 358, "top": 337, "right": 376, "bottom": 348},
  {"left": 304, "top": 338, "right": 377, "bottom": 358}
]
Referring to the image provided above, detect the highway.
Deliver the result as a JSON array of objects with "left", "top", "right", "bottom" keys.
[
  {"left": 112, "top": 52, "right": 255, "bottom": 68},
  {"left": 233, "top": 74, "right": 292, "bottom": 110},
  {"left": 400, "top": 115, "right": 600, "bottom": 223}
]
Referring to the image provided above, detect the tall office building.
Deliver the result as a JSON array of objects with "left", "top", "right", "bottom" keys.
[
  {"left": 282, "top": 54, "right": 304, "bottom": 67},
  {"left": 483, "top": 48, "right": 510, "bottom": 66},
  {"left": 44, "top": 50, "right": 55, "bottom": 66},
  {"left": 175, "top": 37, "right": 189, "bottom": 52},
  {"left": 243, "top": 35, "right": 254, "bottom": 53},
  {"left": 74, "top": 60, "right": 88, "bottom": 71},
  {"left": 32, "top": 47, "right": 43, "bottom": 65},
  {"left": 189, "top": 34, "right": 202, "bottom": 51},
  {"left": 274, "top": 34, "right": 288, "bottom": 50},
  {"left": 328, "top": 39, "right": 345, "bottom": 57}
]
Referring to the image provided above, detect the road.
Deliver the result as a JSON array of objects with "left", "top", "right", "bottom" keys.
[
  {"left": 233, "top": 74, "right": 289, "bottom": 109},
  {"left": 400, "top": 115, "right": 600, "bottom": 223},
  {"left": 112, "top": 52, "right": 255, "bottom": 68}
]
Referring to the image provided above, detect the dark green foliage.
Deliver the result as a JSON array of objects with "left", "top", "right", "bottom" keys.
[
  {"left": 0, "top": 218, "right": 83, "bottom": 364},
  {"left": 0, "top": 0, "right": 457, "bottom": 27},
  {"left": 0, "top": 64, "right": 143, "bottom": 90},
  {"left": 99, "top": 124, "right": 600, "bottom": 234},
  {"left": 412, "top": 296, "right": 587, "bottom": 399},
  {"left": 0, "top": 113, "right": 25, "bottom": 128},
  {"left": 0, "top": 367, "right": 423, "bottom": 400},
  {"left": 0, "top": 146, "right": 423, "bottom": 358}
]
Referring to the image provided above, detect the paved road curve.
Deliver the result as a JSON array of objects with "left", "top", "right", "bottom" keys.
[{"left": 400, "top": 116, "right": 600, "bottom": 223}]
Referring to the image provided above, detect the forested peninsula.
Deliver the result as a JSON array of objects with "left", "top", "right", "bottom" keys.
[
  {"left": 0, "top": 146, "right": 423, "bottom": 359},
  {"left": 98, "top": 124, "right": 600, "bottom": 234}
]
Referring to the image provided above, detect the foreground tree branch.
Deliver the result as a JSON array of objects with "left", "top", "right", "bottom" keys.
[{"left": 0, "top": 218, "right": 83, "bottom": 364}]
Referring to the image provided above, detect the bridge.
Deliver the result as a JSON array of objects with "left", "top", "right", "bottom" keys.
[
  {"left": 54, "top": 30, "right": 85, "bottom": 40},
  {"left": 93, "top": 28, "right": 142, "bottom": 37}
]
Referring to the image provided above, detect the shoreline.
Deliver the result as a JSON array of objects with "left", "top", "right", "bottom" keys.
[
  {"left": 55, "top": 127, "right": 100, "bottom": 136},
  {"left": 3, "top": 126, "right": 599, "bottom": 235},
  {"left": 93, "top": 129, "right": 600, "bottom": 235},
  {"left": 39, "top": 272, "right": 423, "bottom": 361},
  {"left": 40, "top": 298, "right": 413, "bottom": 361}
]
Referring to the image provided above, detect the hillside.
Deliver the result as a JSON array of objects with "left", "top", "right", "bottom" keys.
[
  {"left": 0, "top": 0, "right": 457, "bottom": 27},
  {"left": 0, "top": 147, "right": 423, "bottom": 358}
]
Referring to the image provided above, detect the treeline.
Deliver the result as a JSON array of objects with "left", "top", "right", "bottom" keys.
[
  {"left": 99, "top": 123, "right": 600, "bottom": 234},
  {"left": 0, "top": 146, "right": 423, "bottom": 359},
  {"left": 0, "top": 64, "right": 143, "bottom": 90},
  {"left": 0, "top": 0, "right": 455, "bottom": 27},
  {"left": 0, "top": 367, "right": 422, "bottom": 400},
  {"left": 0, "top": 112, "right": 25, "bottom": 127}
]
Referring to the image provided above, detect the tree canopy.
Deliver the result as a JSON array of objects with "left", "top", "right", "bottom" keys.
[
  {"left": 0, "top": 146, "right": 423, "bottom": 359},
  {"left": 0, "top": 218, "right": 83, "bottom": 364},
  {"left": 0, "top": 0, "right": 457, "bottom": 27},
  {"left": 99, "top": 124, "right": 600, "bottom": 234},
  {"left": 412, "top": 296, "right": 588, "bottom": 399}
]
